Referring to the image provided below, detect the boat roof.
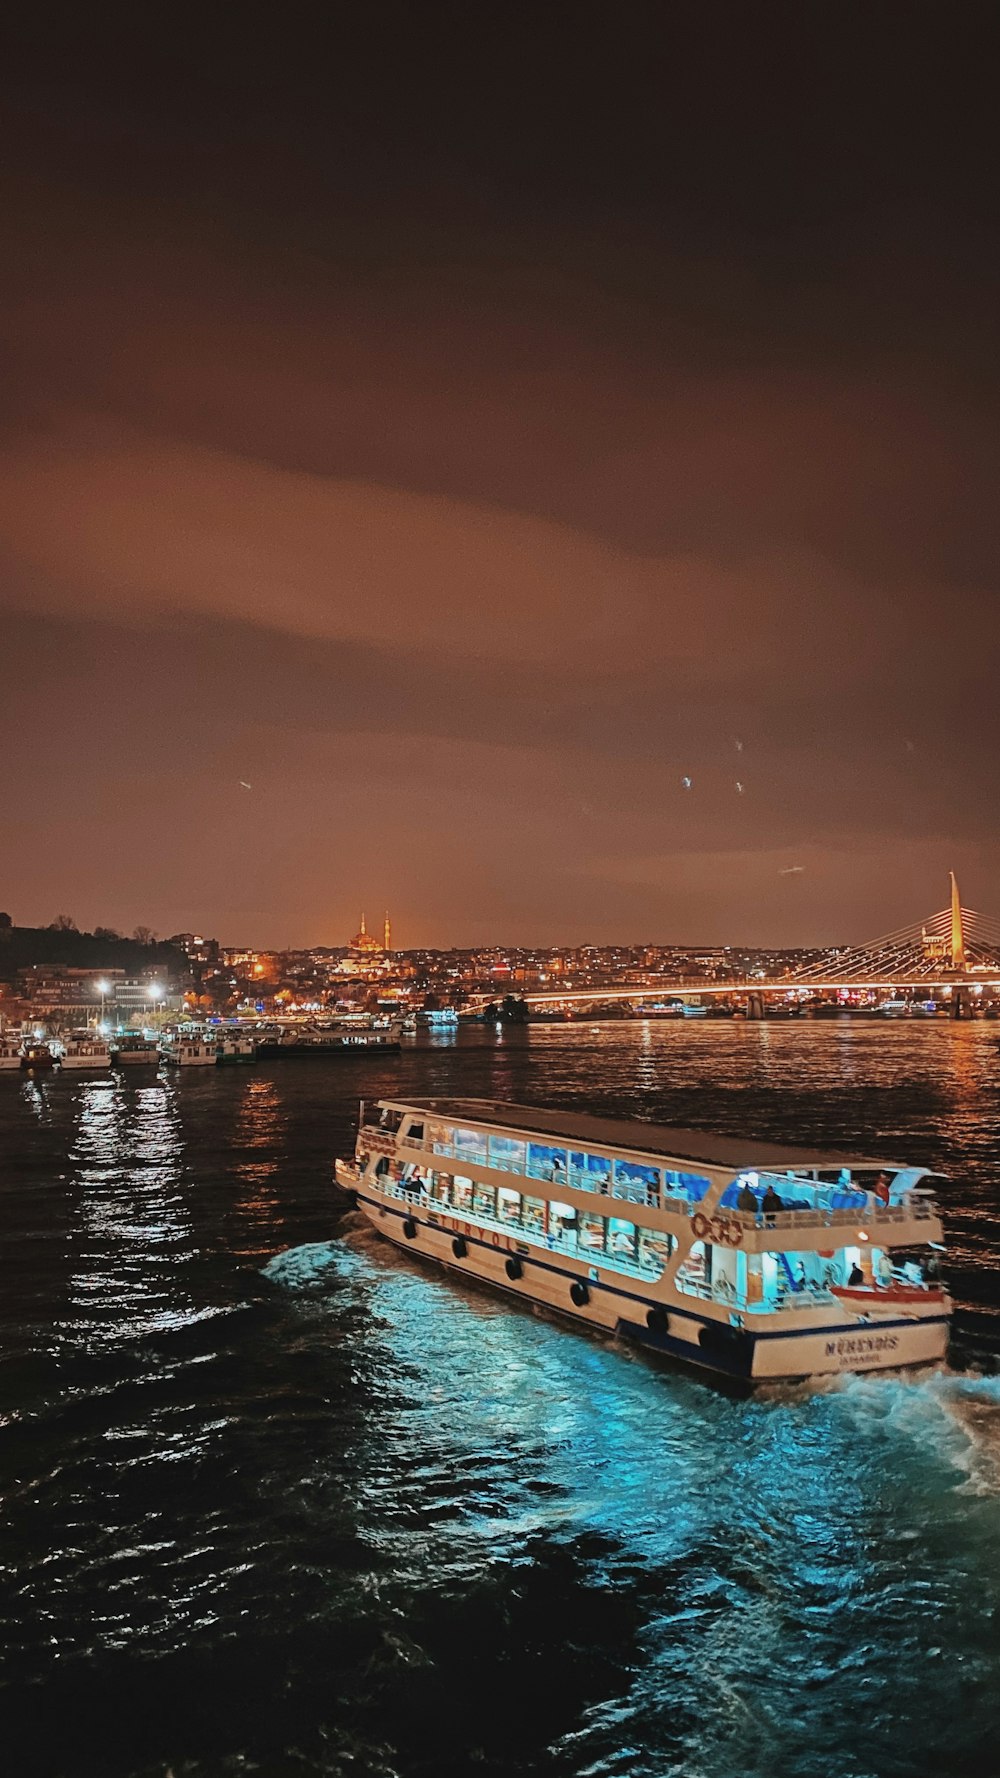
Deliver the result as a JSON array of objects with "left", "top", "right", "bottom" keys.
[{"left": 381, "top": 1096, "right": 906, "bottom": 1174}]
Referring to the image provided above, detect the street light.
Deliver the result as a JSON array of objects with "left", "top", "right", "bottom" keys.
[{"left": 95, "top": 979, "right": 110, "bottom": 1030}]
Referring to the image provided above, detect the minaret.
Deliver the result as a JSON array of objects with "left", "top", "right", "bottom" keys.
[
  {"left": 950, "top": 871, "right": 966, "bottom": 972},
  {"left": 359, "top": 911, "right": 367, "bottom": 939},
  {"left": 383, "top": 911, "right": 392, "bottom": 953}
]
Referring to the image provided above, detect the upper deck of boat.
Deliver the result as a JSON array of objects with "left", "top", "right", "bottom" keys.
[{"left": 379, "top": 1096, "right": 906, "bottom": 1175}]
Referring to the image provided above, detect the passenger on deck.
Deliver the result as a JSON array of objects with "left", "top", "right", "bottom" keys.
[
  {"left": 761, "top": 1183, "right": 784, "bottom": 1216},
  {"left": 737, "top": 1180, "right": 759, "bottom": 1214},
  {"left": 848, "top": 1262, "right": 865, "bottom": 1287},
  {"left": 873, "top": 1171, "right": 892, "bottom": 1206}
]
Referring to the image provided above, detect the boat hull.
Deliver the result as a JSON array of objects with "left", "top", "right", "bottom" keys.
[
  {"left": 344, "top": 1178, "right": 949, "bottom": 1384},
  {"left": 59, "top": 1055, "right": 110, "bottom": 1070}
]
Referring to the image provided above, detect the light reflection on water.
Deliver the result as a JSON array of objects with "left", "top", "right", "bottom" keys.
[
  {"left": 65, "top": 1076, "right": 196, "bottom": 1341},
  {"left": 2, "top": 1021, "right": 1000, "bottom": 1776}
]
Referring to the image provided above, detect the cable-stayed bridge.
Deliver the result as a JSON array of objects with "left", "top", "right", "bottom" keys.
[{"left": 476, "top": 874, "right": 1000, "bottom": 1013}]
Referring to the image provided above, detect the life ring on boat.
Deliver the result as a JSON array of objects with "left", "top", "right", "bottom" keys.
[
  {"left": 505, "top": 1256, "right": 523, "bottom": 1281},
  {"left": 451, "top": 1236, "right": 468, "bottom": 1259},
  {"left": 691, "top": 1212, "right": 711, "bottom": 1240},
  {"left": 402, "top": 1218, "right": 417, "bottom": 1240},
  {"left": 818, "top": 1250, "right": 835, "bottom": 1259},
  {"left": 570, "top": 1281, "right": 589, "bottom": 1307},
  {"left": 646, "top": 1306, "right": 669, "bottom": 1335}
]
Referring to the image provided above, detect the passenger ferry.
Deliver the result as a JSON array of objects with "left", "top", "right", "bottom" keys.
[
  {"left": 110, "top": 1033, "right": 159, "bottom": 1067},
  {"left": 215, "top": 1033, "right": 256, "bottom": 1064},
  {"left": 0, "top": 1035, "right": 25, "bottom": 1071},
  {"left": 335, "top": 1098, "right": 951, "bottom": 1383},
  {"left": 58, "top": 1032, "right": 111, "bottom": 1070},
  {"left": 257, "top": 1021, "right": 402, "bottom": 1058},
  {"left": 160, "top": 1035, "right": 217, "bottom": 1067}
]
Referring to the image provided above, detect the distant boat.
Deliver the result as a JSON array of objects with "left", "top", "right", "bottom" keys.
[
  {"left": 161, "top": 1036, "right": 217, "bottom": 1068},
  {"left": 22, "top": 1041, "right": 56, "bottom": 1071},
  {"left": 110, "top": 1033, "right": 159, "bottom": 1067},
  {"left": 58, "top": 1032, "right": 111, "bottom": 1071},
  {"left": 0, "top": 1036, "right": 24, "bottom": 1072},
  {"left": 256, "top": 1022, "right": 402, "bottom": 1058},
  {"left": 215, "top": 1033, "right": 257, "bottom": 1065}
]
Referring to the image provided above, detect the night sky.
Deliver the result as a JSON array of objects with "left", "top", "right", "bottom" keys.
[{"left": 1, "top": 4, "right": 997, "bottom": 948}]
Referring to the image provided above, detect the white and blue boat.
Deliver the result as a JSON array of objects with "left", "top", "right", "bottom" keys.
[{"left": 336, "top": 1097, "right": 951, "bottom": 1384}]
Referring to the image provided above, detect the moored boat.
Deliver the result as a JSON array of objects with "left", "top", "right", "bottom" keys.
[
  {"left": 215, "top": 1033, "right": 257, "bottom": 1064},
  {"left": 58, "top": 1032, "right": 111, "bottom": 1071},
  {"left": 110, "top": 1033, "right": 159, "bottom": 1067},
  {"left": 161, "top": 1035, "right": 217, "bottom": 1067},
  {"left": 22, "top": 1041, "right": 56, "bottom": 1071},
  {"left": 0, "top": 1036, "right": 24, "bottom": 1072},
  {"left": 335, "top": 1097, "right": 951, "bottom": 1385},
  {"left": 257, "top": 1022, "right": 402, "bottom": 1058}
]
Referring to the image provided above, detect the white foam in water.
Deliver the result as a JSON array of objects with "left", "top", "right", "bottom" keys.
[
  {"left": 831, "top": 1365, "right": 1000, "bottom": 1497},
  {"left": 262, "top": 1242, "right": 342, "bottom": 1289}
]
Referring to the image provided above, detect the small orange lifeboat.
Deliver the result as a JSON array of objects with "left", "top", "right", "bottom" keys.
[{"left": 831, "top": 1284, "right": 944, "bottom": 1306}]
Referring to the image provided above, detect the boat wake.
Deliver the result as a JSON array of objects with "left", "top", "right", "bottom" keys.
[
  {"left": 827, "top": 1364, "right": 1000, "bottom": 1497},
  {"left": 261, "top": 1241, "right": 343, "bottom": 1290}
]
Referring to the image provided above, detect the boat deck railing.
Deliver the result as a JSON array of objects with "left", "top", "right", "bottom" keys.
[
  {"left": 416, "top": 1144, "right": 938, "bottom": 1232},
  {"left": 376, "top": 1180, "right": 665, "bottom": 1286}
]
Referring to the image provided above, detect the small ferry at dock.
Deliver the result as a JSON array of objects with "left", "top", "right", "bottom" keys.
[
  {"left": 335, "top": 1098, "right": 951, "bottom": 1384},
  {"left": 110, "top": 1033, "right": 159, "bottom": 1068},
  {"left": 57, "top": 1032, "right": 111, "bottom": 1071},
  {"left": 161, "top": 1035, "right": 217, "bottom": 1068},
  {"left": 0, "top": 1036, "right": 24, "bottom": 1072},
  {"left": 257, "top": 1021, "right": 402, "bottom": 1058}
]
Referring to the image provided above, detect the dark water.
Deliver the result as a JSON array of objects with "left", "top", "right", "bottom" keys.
[{"left": 4, "top": 1022, "right": 1000, "bottom": 1778}]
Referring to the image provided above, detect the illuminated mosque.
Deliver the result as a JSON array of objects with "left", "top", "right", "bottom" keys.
[{"left": 350, "top": 911, "right": 392, "bottom": 955}]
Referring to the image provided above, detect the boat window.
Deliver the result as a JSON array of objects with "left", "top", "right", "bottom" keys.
[
  {"left": 677, "top": 1241, "right": 707, "bottom": 1288},
  {"left": 487, "top": 1134, "right": 526, "bottom": 1173},
  {"left": 430, "top": 1173, "right": 451, "bottom": 1203},
  {"left": 366, "top": 1106, "right": 403, "bottom": 1133},
  {"left": 608, "top": 1218, "right": 637, "bottom": 1258},
  {"left": 404, "top": 1121, "right": 425, "bottom": 1143},
  {"left": 569, "top": 1151, "right": 612, "bottom": 1192},
  {"left": 550, "top": 1202, "right": 577, "bottom": 1237},
  {"left": 453, "top": 1176, "right": 474, "bottom": 1210},
  {"left": 663, "top": 1170, "right": 711, "bottom": 1202},
  {"left": 527, "top": 1143, "right": 568, "bottom": 1182},
  {"left": 613, "top": 1161, "right": 659, "bottom": 1201},
  {"left": 579, "top": 1212, "right": 606, "bottom": 1250},
  {"left": 473, "top": 1181, "right": 497, "bottom": 1216},
  {"left": 497, "top": 1186, "right": 521, "bottom": 1223},
  {"left": 638, "top": 1228, "right": 672, "bottom": 1271},
  {"left": 454, "top": 1128, "right": 488, "bottom": 1165},
  {"left": 523, "top": 1194, "right": 546, "bottom": 1230}
]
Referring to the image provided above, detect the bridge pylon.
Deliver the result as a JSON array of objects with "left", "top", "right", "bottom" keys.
[{"left": 950, "top": 871, "right": 966, "bottom": 972}]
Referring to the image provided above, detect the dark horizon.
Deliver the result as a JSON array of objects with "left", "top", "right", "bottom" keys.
[{"left": 2, "top": 5, "right": 997, "bottom": 949}]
